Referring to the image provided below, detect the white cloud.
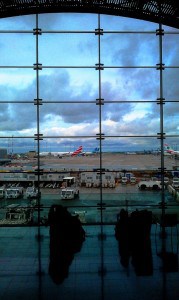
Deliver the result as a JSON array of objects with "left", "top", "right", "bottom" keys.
[
  {"left": 122, "top": 110, "right": 147, "bottom": 122},
  {"left": 0, "top": 73, "right": 33, "bottom": 89}
]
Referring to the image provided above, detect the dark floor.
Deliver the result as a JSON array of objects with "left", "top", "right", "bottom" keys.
[{"left": 0, "top": 224, "right": 178, "bottom": 300}]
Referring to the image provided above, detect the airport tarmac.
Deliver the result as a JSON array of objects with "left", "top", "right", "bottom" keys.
[
  {"left": 0, "top": 153, "right": 178, "bottom": 225},
  {"left": 2, "top": 153, "right": 178, "bottom": 173},
  {"left": 39, "top": 153, "right": 178, "bottom": 171}
]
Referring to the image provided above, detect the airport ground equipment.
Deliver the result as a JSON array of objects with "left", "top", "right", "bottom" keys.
[
  {"left": 138, "top": 180, "right": 162, "bottom": 190},
  {"left": 26, "top": 186, "right": 39, "bottom": 198},
  {"left": 5, "top": 187, "right": 24, "bottom": 199},
  {"left": 121, "top": 177, "right": 128, "bottom": 184},
  {"left": 61, "top": 187, "right": 79, "bottom": 200},
  {"left": 130, "top": 177, "right": 137, "bottom": 184},
  {"left": 0, "top": 186, "right": 5, "bottom": 198},
  {"left": 172, "top": 177, "right": 179, "bottom": 189},
  {"left": 0, "top": 204, "right": 32, "bottom": 225}
]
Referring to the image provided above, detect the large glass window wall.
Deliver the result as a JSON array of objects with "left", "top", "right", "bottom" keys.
[
  {"left": 0, "top": 13, "right": 178, "bottom": 227},
  {"left": 0, "top": 12, "right": 179, "bottom": 299}
]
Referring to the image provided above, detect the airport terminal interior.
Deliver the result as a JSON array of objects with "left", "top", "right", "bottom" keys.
[{"left": 0, "top": 1, "right": 179, "bottom": 299}]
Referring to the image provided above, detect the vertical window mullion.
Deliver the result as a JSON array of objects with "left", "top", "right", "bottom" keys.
[{"left": 157, "top": 20, "right": 166, "bottom": 237}]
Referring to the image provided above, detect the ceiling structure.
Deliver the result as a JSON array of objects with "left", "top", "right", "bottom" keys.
[{"left": 0, "top": 1, "right": 179, "bottom": 28}]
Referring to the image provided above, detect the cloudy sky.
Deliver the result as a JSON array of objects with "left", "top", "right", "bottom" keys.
[{"left": 0, "top": 12, "right": 178, "bottom": 153}]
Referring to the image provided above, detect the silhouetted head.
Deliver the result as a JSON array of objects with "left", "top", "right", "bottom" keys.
[
  {"left": 120, "top": 209, "right": 128, "bottom": 220},
  {"left": 48, "top": 205, "right": 71, "bottom": 225}
]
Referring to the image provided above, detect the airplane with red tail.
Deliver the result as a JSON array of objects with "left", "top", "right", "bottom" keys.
[
  {"left": 39, "top": 145, "right": 83, "bottom": 157},
  {"left": 71, "top": 146, "right": 83, "bottom": 156},
  {"left": 164, "top": 144, "right": 179, "bottom": 157}
]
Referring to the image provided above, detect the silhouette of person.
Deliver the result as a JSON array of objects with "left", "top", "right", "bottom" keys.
[
  {"left": 115, "top": 209, "right": 130, "bottom": 268},
  {"left": 115, "top": 209, "right": 153, "bottom": 275},
  {"left": 48, "top": 205, "right": 85, "bottom": 284}
]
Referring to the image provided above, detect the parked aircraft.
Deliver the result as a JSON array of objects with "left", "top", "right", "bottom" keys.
[
  {"left": 40, "top": 146, "right": 100, "bottom": 157},
  {"left": 164, "top": 144, "right": 179, "bottom": 157},
  {"left": 71, "top": 146, "right": 83, "bottom": 156},
  {"left": 39, "top": 146, "right": 83, "bottom": 157},
  {"left": 150, "top": 144, "right": 178, "bottom": 156},
  {"left": 82, "top": 147, "right": 100, "bottom": 156},
  {"left": 71, "top": 146, "right": 99, "bottom": 156}
]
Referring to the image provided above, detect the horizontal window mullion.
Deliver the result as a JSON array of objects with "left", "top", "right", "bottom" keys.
[
  {"left": 0, "top": 30, "right": 179, "bottom": 34},
  {"left": 0, "top": 65, "right": 179, "bottom": 69}
]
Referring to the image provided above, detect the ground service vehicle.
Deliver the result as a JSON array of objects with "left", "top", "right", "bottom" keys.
[
  {"left": 61, "top": 188, "right": 79, "bottom": 200},
  {"left": 172, "top": 177, "right": 179, "bottom": 189},
  {"left": 0, "top": 186, "right": 5, "bottom": 198},
  {"left": 130, "top": 177, "right": 137, "bottom": 184},
  {"left": 121, "top": 177, "right": 128, "bottom": 184},
  {"left": 26, "top": 186, "right": 39, "bottom": 198},
  {"left": 5, "top": 187, "right": 24, "bottom": 199},
  {"left": 138, "top": 180, "right": 162, "bottom": 190}
]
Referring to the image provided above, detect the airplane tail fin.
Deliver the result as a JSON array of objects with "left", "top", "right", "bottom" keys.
[
  {"left": 164, "top": 144, "right": 174, "bottom": 154},
  {"left": 93, "top": 147, "right": 99, "bottom": 153},
  {"left": 71, "top": 146, "right": 83, "bottom": 156}
]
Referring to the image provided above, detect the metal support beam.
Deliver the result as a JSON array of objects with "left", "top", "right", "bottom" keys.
[{"left": 0, "top": 1, "right": 179, "bottom": 29}]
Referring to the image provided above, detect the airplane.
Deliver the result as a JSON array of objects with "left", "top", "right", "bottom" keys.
[
  {"left": 81, "top": 147, "right": 100, "bottom": 156},
  {"left": 164, "top": 144, "right": 179, "bottom": 157},
  {"left": 71, "top": 146, "right": 83, "bottom": 156},
  {"left": 39, "top": 146, "right": 83, "bottom": 158}
]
